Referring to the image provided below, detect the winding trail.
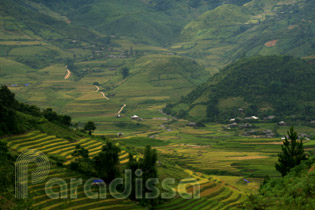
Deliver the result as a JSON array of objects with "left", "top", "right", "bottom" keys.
[
  {"left": 94, "top": 85, "right": 109, "bottom": 100},
  {"left": 118, "top": 104, "right": 126, "bottom": 114},
  {"left": 100, "top": 91, "right": 109, "bottom": 100},
  {"left": 64, "top": 66, "right": 71, "bottom": 80}
]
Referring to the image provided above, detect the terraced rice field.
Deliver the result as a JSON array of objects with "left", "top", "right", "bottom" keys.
[
  {"left": 4, "top": 131, "right": 143, "bottom": 209},
  {"left": 17, "top": 160, "right": 142, "bottom": 210},
  {"left": 5, "top": 131, "right": 130, "bottom": 165},
  {"left": 3, "top": 131, "right": 250, "bottom": 209},
  {"left": 154, "top": 170, "right": 245, "bottom": 210}
]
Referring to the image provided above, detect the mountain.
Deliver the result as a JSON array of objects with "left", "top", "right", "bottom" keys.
[
  {"left": 165, "top": 56, "right": 315, "bottom": 122},
  {"left": 28, "top": 0, "right": 252, "bottom": 46},
  {"left": 1, "top": 0, "right": 315, "bottom": 129},
  {"left": 0, "top": 0, "right": 111, "bottom": 69},
  {"left": 181, "top": 4, "right": 253, "bottom": 41},
  {"left": 173, "top": 0, "right": 315, "bottom": 72}
]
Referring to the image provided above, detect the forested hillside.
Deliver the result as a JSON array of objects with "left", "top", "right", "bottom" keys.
[
  {"left": 243, "top": 156, "right": 315, "bottom": 210},
  {"left": 166, "top": 56, "right": 315, "bottom": 122}
]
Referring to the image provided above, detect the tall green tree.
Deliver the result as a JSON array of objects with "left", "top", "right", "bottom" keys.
[
  {"left": 121, "top": 67, "right": 130, "bottom": 79},
  {"left": 84, "top": 121, "right": 96, "bottom": 135},
  {"left": 127, "top": 145, "right": 159, "bottom": 206},
  {"left": 93, "top": 141, "right": 121, "bottom": 182},
  {"left": 127, "top": 153, "right": 140, "bottom": 200},
  {"left": 70, "top": 145, "right": 94, "bottom": 175},
  {"left": 0, "top": 85, "right": 18, "bottom": 109},
  {"left": 61, "top": 115, "right": 72, "bottom": 127},
  {"left": 275, "top": 127, "right": 307, "bottom": 176},
  {"left": 0, "top": 142, "right": 14, "bottom": 192}
]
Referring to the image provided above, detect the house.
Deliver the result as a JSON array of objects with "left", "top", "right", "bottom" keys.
[
  {"left": 117, "top": 132, "right": 123, "bottom": 138},
  {"left": 298, "top": 133, "right": 311, "bottom": 140},
  {"left": 264, "top": 115, "right": 276, "bottom": 120},
  {"left": 250, "top": 116, "right": 259, "bottom": 120},
  {"left": 230, "top": 118, "right": 236, "bottom": 122},
  {"left": 240, "top": 123, "right": 252, "bottom": 129},
  {"left": 187, "top": 122, "right": 197, "bottom": 127},
  {"left": 117, "top": 114, "right": 121, "bottom": 118},
  {"left": 235, "top": 117, "right": 243, "bottom": 121},
  {"left": 131, "top": 115, "right": 139, "bottom": 120},
  {"left": 229, "top": 123, "right": 238, "bottom": 128},
  {"left": 278, "top": 121, "right": 286, "bottom": 126},
  {"left": 310, "top": 120, "right": 315, "bottom": 124},
  {"left": 243, "top": 129, "right": 257, "bottom": 136},
  {"left": 263, "top": 129, "right": 275, "bottom": 138}
]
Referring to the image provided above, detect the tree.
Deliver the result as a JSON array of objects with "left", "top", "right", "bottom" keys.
[
  {"left": 0, "top": 85, "right": 18, "bottom": 109},
  {"left": 127, "top": 153, "right": 140, "bottom": 200},
  {"left": 121, "top": 67, "right": 130, "bottom": 79},
  {"left": 71, "top": 145, "right": 89, "bottom": 160},
  {"left": 66, "top": 59, "right": 75, "bottom": 71},
  {"left": 70, "top": 145, "right": 94, "bottom": 175},
  {"left": 61, "top": 115, "right": 72, "bottom": 127},
  {"left": 93, "top": 141, "right": 121, "bottom": 182},
  {"left": 127, "top": 145, "right": 158, "bottom": 206},
  {"left": 0, "top": 142, "right": 14, "bottom": 192},
  {"left": 84, "top": 121, "right": 96, "bottom": 135},
  {"left": 43, "top": 108, "right": 58, "bottom": 122},
  {"left": 275, "top": 127, "right": 307, "bottom": 176}
]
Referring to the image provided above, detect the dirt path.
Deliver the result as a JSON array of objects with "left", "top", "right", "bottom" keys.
[
  {"left": 100, "top": 91, "right": 109, "bottom": 100},
  {"left": 118, "top": 104, "right": 126, "bottom": 114},
  {"left": 64, "top": 66, "right": 71, "bottom": 80},
  {"left": 94, "top": 85, "right": 109, "bottom": 100}
]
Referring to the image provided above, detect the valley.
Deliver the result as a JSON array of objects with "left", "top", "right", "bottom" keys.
[{"left": 0, "top": 0, "right": 315, "bottom": 209}]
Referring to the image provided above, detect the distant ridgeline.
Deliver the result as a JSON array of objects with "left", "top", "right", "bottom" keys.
[{"left": 164, "top": 56, "right": 315, "bottom": 122}]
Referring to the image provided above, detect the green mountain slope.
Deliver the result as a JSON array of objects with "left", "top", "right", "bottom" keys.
[
  {"left": 181, "top": 4, "right": 253, "bottom": 40},
  {"left": 0, "top": 0, "right": 113, "bottom": 69},
  {"left": 31, "top": 0, "right": 252, "bottom": 46},
  {"left": 174, "top": 0, "right": 315, "bottom": 72},
  {"left": 0, "top": 0, "right": 100, "bottom": 42},
  {"left": 166, "top": 56, "right": 315, "bottom": 121}
]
